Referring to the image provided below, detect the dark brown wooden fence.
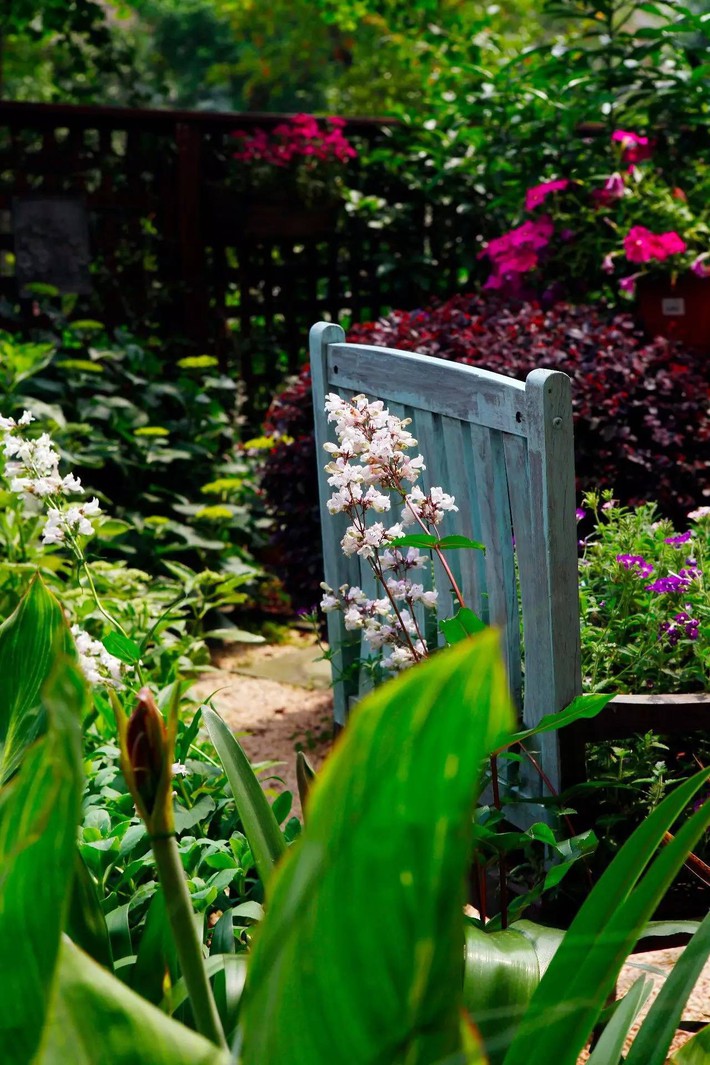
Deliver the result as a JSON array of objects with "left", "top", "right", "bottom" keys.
[{"left": 0, "top": 100, "right": 470, "bottom": 420}]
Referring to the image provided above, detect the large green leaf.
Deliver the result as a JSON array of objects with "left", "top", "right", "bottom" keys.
[
  {"left": 462, "top": 924, "right": 539, "bottom": 1065},
  {"left": 670, "top": 1024, "right": 710, "bottom": 1064},
  {"left": 36, "top": 938, "right": 230, "bottom": 1065},
  {"left": 202, "top": 708, "right": 286, "bottom": 894},
  {"left": 504, "top": 774, "right": 710, "bottom": 1065},
  {"left": 65, "top": 850, "right": 113, "bottom": 971},
  {"left": 0, "top": 656, "right": 86, "bottom": 1065},
  {"left": 0, "top": 574, "right": 73, "bottom": 785},
  {"left": 239, "top": 630, "right": 515, "bottom": 1065}
]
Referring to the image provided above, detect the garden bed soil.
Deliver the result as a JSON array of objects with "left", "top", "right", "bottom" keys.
[{"left": 194, "top": 638, "right": 710, "bottom": 1060}]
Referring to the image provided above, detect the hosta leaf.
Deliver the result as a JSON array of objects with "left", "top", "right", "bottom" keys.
[
  {"left": 0, "top": 656, "right": 85, "bottom": 1065},
  {"left": 0, "top": 574, "right": 73, "bottom": 785},
  {"left": 239, "top": 630, "right": 515, "bottom": 1065}
]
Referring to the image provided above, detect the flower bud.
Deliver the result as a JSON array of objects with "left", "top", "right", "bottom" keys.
[{"left": 126, "top": 687, "right": 167, "bottom": 817}]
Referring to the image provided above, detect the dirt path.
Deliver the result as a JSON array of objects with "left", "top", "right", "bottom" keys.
[{"left": 192, "top": 637, "right": 334, "bottom": 819}]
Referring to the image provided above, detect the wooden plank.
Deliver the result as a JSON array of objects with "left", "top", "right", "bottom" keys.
[
  {"left": 469, "top": 424, "right": 521, "bottom": 702},
  {"left": 310, "top": 323, "right": 362, "bottom": 725},
  {"left": 521, "top": 369, "right": 581, "bottom": 795},
  {"left": 569, "top": 693, "right": 710, "bottom": 742},
  {"left": 327, "top": 343, "right": 527, "bottom": 436}
]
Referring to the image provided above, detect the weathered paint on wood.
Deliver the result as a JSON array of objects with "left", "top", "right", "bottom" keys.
[{"left": 310, "top": 321, "right": 582, "bottom": 798}]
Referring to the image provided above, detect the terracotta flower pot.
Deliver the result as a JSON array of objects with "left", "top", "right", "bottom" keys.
[{"left": 636, "top": 273, "right": 710, "bottom": 353}]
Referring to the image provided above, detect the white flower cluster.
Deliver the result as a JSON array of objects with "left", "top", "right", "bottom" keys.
[
  {"left": 71, "top": 624, "right": 124, "bottom": 689},
  {"left": 320, "top": 393, "right": 457, "bottom": 672},
  {"left": 0, "top": 411, "right": 101, "bottom": 546}
]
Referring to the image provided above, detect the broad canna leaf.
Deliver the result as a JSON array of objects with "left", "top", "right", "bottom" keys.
[
  {"left": 65, "top": 850, "right": 113, "bottom": 971},
  {"left": 203, "top": 707, "right": 286, "bottom": 894},
  {"left": 0, "top": 574, "right": 73, "bottom": 785},
  {"left": 36, "top": 938, "right": 230, "bottom": 1065},
  {"left": 239, "top": 630, "right": 515, "bottom": 1065},
  {"left": 670, "top": 1023, "right": 710, "bottom": 1064},
  {"left": 0, "top": 655, "right": 86, "bottom": 1065},
  {"left": 462, "top": 923, "right": 540, "bottom": 1065}
]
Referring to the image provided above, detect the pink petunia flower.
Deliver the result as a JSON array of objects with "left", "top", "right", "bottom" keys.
[
  {"left": 592, "top": 171, "right": 625, "bottom": 206},
  {"left": 611, "top": 130, "right": 653, "bottom": 164},
  {"left": 619, "top": 274, "right": 640, "bottom": 295},
  {"left": 623, "top": 226, "right": 686, "bottom": 263},
  {"left": 525, "top": 179, "right": 569, "bottom": 211},
  {"left": 691, "top": 254, "right": 710, "bottom": 279}
]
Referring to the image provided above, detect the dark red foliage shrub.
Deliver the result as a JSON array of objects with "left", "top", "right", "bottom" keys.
[{"left": 261, "top": 294, "right": 710, "bottom": 609}]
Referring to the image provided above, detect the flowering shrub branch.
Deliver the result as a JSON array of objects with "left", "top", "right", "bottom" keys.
[{"left": 319, "top": 392, "right": 470, "bottom": 673}]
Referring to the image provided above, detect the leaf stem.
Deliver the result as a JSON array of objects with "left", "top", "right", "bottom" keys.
[{"left": 151, "top": 833, "right": 227, "bottom": 1049}]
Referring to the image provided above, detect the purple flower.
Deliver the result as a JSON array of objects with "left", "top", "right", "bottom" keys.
[
  {"left": 646, "top": 567, "right": 702, "bottom": 594},
  {"left": 664, "top": 530, "right": 692, "bottom": 546},
  {"left": 659, "top": 611, "right": 700, "bottom": 646},
  {"left": 617, "top": 553, "right": 654, "bottom": 578},
  {"left": 576, "top": 508, "right": 586, "bottom": 521}
]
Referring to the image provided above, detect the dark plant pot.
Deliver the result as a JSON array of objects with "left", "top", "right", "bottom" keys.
[
  {"left": 206, "top": 185, "right": 339, "bottom": 241},
  {"left": 636, "top": 273, "right": 710, "bottom": 353}
]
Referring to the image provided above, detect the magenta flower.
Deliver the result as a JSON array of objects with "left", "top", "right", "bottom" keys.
[
  {"left": 616, "top": 553, "right": 654, "bottom": 578},
  {"left": 623, "top": 226, "right": 687, "bottom": 263},
  {"left": 612, "top": 130, "right": 653, "bottom": 164},
  {"left": 602, "top": 253, "right": 615, "bottom": 275},
  {"left": 525, "top": 179, "right": 569, "bottom": 211},
  {"left": 481, "top": 216, "right": 554, "bottom": 291},
  {"left": 592, "top": 172, "right": 626, "bottom": 206},
  {"left": 691, "top": 255, "right": 710, "bottom": 279},
  {"left": 619, "top": 274, "right": 640, "bottom": 295}
]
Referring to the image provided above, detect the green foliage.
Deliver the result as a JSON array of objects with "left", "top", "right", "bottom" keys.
[
  {"left": 0, "top": 575, "right": 73, "bottom": 785},
  {"left": 38, "top": 938, "right": 230, "bottom": 1065},
  {"left": 1, "top": 587, "right": 710, "bottom": 1062},
  {"left": 0, "top": 654, "right": 86, "bottom": 1065}
]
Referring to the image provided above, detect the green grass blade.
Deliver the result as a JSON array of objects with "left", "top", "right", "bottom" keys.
[
  {"left": 625, "top": 909, "right": 710, "bottom": 1065},
  {"left": 203, "top": 708, "right": 286, "bottom": 894},
  {"left": 0, "top": 574, "right": 72, "bottom": 785},
  {"left": 0, "top": 655, "right": 85, "bottom": 1065},
  {"left": 37, "top": 938, "right": 230, "bottom": 1065},
  {"left": 504, "top": 771, "right": 710, "bottom": 1065},
  {"left": 586, "top": 977, "right": 653, "bottom": 1065},
  {"left": 239, "top": 630, "right": 515, "bottom": 1065}
]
